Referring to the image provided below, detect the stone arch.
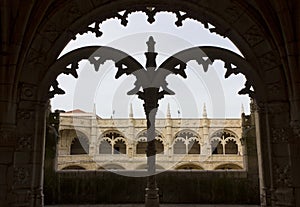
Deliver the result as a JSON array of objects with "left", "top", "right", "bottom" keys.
[
  {"left": 175, "top": 163, "right": 204, "bottom": 170},
  {"left": 210, "top": 129, "right": 240, "bottom": 155},
  {"left": 99, "top": 138, "right": 112, "bottom": 154},
  {"left": 210, "top": 138, "right": 223, "bottom": 155},
  {"left": 174, "top": 130, "right": 201, "bottom": 154},
  {"left": 98, "top": 130, "right": 127, "bottom": 154},
  {"left": 10, "top": 0, "right": 297, "bottom": 205},
  {"left": 136, "top": 129, "right": 165, "bottom": 154},
  {"left": 225, "top": 139, "right": 238, "bottom": 155},
  {"left": 173, "top": 139, "right": 186, "bottom": 154},
  {"left": 31, "top": 1, "right": 288, "bottom": 105},
  {"left": 210, "top": 129, "right": 239, "bottom": 140},
  {"left": 174, "top": 129, "right": 200, "bottom": 139},
  {"left": 214, "top": 163, "right": 243, "bottom": 170},
  {"left": 136, "top": 129, "right": 164, "bottom": 140},
  {"left": 61, "top": 165, "right": 86, "bottom": 170},
  {"left": 70, "top": 137, "right": 89, "bottom": 155},
  {"left": 58, "top": 129, "right": 90, "bottom": 155},
  {"left": 59, "top": 129, "right": 89, "bottom": 145}
]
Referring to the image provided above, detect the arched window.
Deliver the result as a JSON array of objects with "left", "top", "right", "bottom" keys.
[
  {"left": 174, "top": 130, "right": 201, "bottom": 154},
  {"left": 173, "top": 140, "right": 186, "bottom": 154},
  {"left": 188, "top": 140, "right": 201, "bottom": 154},
  {"left": 155, "top": 139, "right": 164, "bottom": 154},
  {"left": 114, "top": 140, "right": 126, "bottom": 154},
  {"left": 70, "top": 137, "right": 89, "bottom": 155},
  {"left": 211, "top": 130, "right": 239, "bottom": 155},
  {"left": 136, "top": 140, "right": 147, "bottom": 154},
  {"left": 99, "top": 140, "right": 112, "bottom": 154},
  {"left": 211, "top": 139, "right": 223, "bottom": 154},
  {"left": 136, "top": 130, "right": 164, "bottom": 154},
  {"left": 99, "top": 131, "right": 126, "bottom": 154},
  {"left": 225, "top": 140, "right": 238, "bottom": 154}
]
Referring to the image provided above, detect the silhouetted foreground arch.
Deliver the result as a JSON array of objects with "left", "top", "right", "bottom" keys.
[{"left": 42, "top": 46, "right": 265, "bottom": 103}]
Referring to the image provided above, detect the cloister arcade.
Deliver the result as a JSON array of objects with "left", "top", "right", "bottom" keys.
[{"left": 57, "top": 110, "right": 243, "bottom": 171}]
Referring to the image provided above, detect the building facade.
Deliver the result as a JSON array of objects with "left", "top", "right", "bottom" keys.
[{"left": 57, "top": 108, "right": 245, "bottom": 171}]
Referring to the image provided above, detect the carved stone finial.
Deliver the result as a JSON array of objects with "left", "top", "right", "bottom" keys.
[
  {"left": 241, "top": 103, "right": 245, "bottom": 114},
  {"left": 129, "top": 103, "right": 133, "bottom": 118},
  {"left": 167, "top": 103, "right": 171, "bottom": 118},
  {"left": 93, "top": 103, "right": 96, "bottom": 115},
  {"left": 147, "top": 36, "right": 156, "bottom": 53},
  {"left": 203, "top": 103, "right": 207, "bottom": 118}
]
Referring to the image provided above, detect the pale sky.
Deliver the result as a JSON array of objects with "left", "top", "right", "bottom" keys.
[{"left": 51, "top": 12, "right": 250, "bottom": 118}]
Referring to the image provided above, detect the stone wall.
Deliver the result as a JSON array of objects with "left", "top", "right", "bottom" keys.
[{"left": 44, "top": 170, "right": 259, "bottom": 204}]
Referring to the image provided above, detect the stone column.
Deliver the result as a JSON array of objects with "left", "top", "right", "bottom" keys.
[
  {"left": 0, "top": 125, "right": 17, "bottom": 207},
  {"left": 255, "top": 100, "right": 297, "bottom": 207},
  {"left": 202, "top": 104, "right": 210, "bottom": 155},
  {"left": 89, "top": 108, "right": 98, "bottom": 156},
  {"left": 290, "top": 122, "right": 300, "bottom": 207},
  {"left": 165, "top": 104, "right": 172, "bottom": 156},
  {"left": 254, "top": 101, "right": 273, "bottom": 206},
  {"left": 241, "top": 110, "right": 259, "bottom": 196},
  {"left": 127, "top": 108, "right": 135, "bottom": 158},
  {"left": 9, "top": 98, "right": 48, "bottom": 207},
  {"left": 267, "top": 102, "right": 295, "bottom": 207}
]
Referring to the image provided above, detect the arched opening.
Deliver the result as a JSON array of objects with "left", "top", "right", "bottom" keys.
[
  {"left": 174, "top": 130, "right": 201, "bottom": 154},
  {"left": 62, "top": 165, "right": 86, "bottom": 170},
  {"left": 211, "top": 130, "right": 240, "bottom": 155},
  {"left": 187, "top": 140, "right": 201, "bottom": 154},
  {"left": 214, "top": 163, "right": 243, "bottom": 170},
  {"left": 99, "top": 140, "right": 112, "bottom": 154},
  {"left": 39, "top": 3, "right": 271, "bottom": 205},
  {"left": 225, "top": 140, "right": 238, "bottom": 154},
  {"left": 99, "top": 131, "right": 126, "bottom": 154},
  {"left": 173, "top": 140, "right": 186, "bottom": 154},
  {"left": 136, "top": 141, "right": 147, "bottom": 154},
  {"left": 114, "top": 140, "right": 126, "bottom": 154},
  {"left": 155, "top": 139, "right": 164, "bottom": 154},
  {"left": 70, "top": 137, "right": 89, "bottom": 155},
  {"left": 4, "top": 0, "right": 297, "bottom": 204},
  {"left": 211, "top": 139, "right": 223, "bottom": 155},
  {"left": 175, "top": 164, "right": 204, "bottom": 170},
  {"left": 136, "top": 130, "right": 164, "bottom": 154}
]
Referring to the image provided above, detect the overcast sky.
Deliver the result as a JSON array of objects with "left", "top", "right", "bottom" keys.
[{"left": 51, "top": 12, "right": 250, "bottom": 118}]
